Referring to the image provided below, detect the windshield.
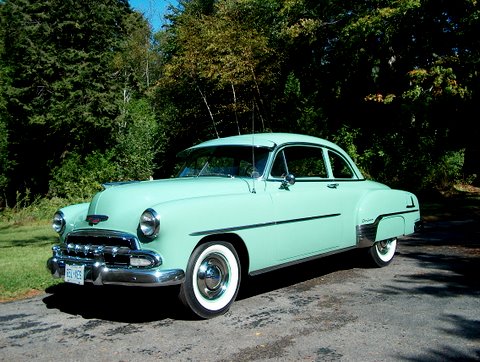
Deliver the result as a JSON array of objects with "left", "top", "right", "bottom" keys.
[{"left": 176, "top": 146, "right": 270, "bottom": 178}]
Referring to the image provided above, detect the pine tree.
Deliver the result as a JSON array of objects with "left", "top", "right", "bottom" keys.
[{"left": 0, "top": 0, "right": 133, "bottom": 199}]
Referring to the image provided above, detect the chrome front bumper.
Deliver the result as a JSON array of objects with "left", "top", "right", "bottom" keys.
[{"left": 47, "top": 246, "right": 185, "bottom": 287}]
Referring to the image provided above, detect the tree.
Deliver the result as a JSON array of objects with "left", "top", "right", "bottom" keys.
[
  {"left": 314, "top": 0, "right": 479, "bottom": 189},
  {"left": 0, "top": 104, "right": 8, "bottom": 207},
  {"left": 0, "top": 1, "right": 9, "bottom": 206},
  {"left": 0, "top": 0, "right": 134, "bottom": 201},
  {"left": 2, "top": 0, "right": 478, "bottom": 202}
]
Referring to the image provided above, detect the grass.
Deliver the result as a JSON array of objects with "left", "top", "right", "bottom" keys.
[{"left": 0, "top": 221, "right": 62, "bottom": 302}]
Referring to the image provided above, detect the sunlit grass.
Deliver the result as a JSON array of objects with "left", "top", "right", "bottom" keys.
[{"left": 0, "top": 222, "right": 62, "bottom": 301}]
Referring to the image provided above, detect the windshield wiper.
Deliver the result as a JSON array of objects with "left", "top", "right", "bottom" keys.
[{"left": 197, "top": 161, "right": 209, "bottom": 177}]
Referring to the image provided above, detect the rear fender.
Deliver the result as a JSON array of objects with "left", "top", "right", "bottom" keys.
[{"left": 356, "top": 190, "right": 420, "bottom": 248}]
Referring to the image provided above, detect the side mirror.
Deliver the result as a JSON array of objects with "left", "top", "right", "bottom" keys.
[{"left": 280, "top": 174, "right": 296, "bottom": 190}]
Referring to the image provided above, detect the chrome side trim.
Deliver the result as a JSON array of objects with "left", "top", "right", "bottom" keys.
[
  {"left": 190, "top": 213, "right": 341, "bottom": 236},
  {"left": 356, "top": 209, "right": 419, "bottom": 248},
  {"left": 356, "top": 223, "right": 377, "bottom": 248}
]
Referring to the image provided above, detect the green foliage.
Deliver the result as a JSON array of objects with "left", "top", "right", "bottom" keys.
[
  {"left": 1, "top": 194, "right": 67, "bottom": 224},
  {"left": 403, "top": 66, "right": 470, "bottom": 104},
  {"left": 422, "top": 149, "right": 466, "bottom": 191},
  {"left": 155, "top": 0, "right": 282, "bottom": 143},
  {"left": 113, "top": 10, "right": 161, "bottom": 93},
  {"left": 114, "top": 98, "right": 159, "bottom": 180},
  {"left": 48, "top": 99, "right": 159, "bottom": 200},
  {"left": 0, "top": 19, "right": 9, "bottom": 206},
  {"left": 48, "top": 151, "right": 118, "bottom": 200},
  {"left": 0, "top": 0, "right": 479, "bottom": 205},
  {"left": 284, "top": 73, "right": 301, "bottom": 99},
  {"left": 0, "top": 115, "right": 8, "bottom": 204},
  {"left": 331, "top": 126, "right": 362, "bottom": 165},
  {"left": 0, "top": 0, "right": 134, "bottom": 202}
]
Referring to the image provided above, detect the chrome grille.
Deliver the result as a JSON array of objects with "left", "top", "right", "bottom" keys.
[
  {"left": 65, "top": 229, "right": 139, "bottom": 250},
  {"left": 60, "top": 230, "right": 140, "bottom": 267}
]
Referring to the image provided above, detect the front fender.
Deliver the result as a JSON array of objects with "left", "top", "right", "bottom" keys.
[
  {"left": 143, "top": 191, "right": 273, "bottom": 273},
  {"left": 58, "top": 202, "right": 90, "bottom": 240}
]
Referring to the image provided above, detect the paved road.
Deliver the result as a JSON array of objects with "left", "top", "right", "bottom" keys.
[{"left": 1, "top": 219, "right": 479, "bottom": 361}]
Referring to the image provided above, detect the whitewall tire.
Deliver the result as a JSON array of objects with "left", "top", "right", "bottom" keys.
[
  {"left": 368, "top": 238, "right": 397, "bottom": 267},
  {"left": 179, "top": 241, "right": 241, "bottom": 319}
]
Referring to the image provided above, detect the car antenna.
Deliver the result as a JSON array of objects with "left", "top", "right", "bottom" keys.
[{"left": 251, "top": 102, "right": 257, "bottom": 194}]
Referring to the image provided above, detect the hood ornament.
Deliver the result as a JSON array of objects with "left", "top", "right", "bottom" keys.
[{"left": 86, "top": 215, "right": 109, "bottom": 225}]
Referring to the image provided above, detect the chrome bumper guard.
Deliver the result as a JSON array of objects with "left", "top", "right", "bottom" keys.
[
  {"left": 47, "top": 245, "right": 185, "bottom": 287},
  {"left": 414, "top": 220, "right": 423, "bottom": 233}
]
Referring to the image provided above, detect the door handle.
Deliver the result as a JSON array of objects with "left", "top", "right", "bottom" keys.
[{"left": 327, "top": 183, "right": 339, "bottom": 189}]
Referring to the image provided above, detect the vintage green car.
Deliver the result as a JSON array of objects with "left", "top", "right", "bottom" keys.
[{"left": 47, "top": 133, "right": 421, "bottom": 318}]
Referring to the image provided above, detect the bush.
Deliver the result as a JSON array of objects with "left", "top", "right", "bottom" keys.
[
  {"left": 48, "top": 151, "right": 118, "bottom": 200},
  {"left": 0, "top": 194, "right": 68, "bottom": 225},
  {"left": 48, "top": 99, "right": 159, "bottom": 201},
  {"left": 114, "top": 98, "right": 159, "bottom": 180},
  {"left": 422, "top": 149, "right": 466, "bottom": 190},
  {"left": 331, "top": 126, "right": 467, "bottom": 195}
]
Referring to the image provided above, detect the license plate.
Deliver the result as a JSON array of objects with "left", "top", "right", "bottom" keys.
[{"left": 65, "top": 264, "right": 85, "bottom": 285}]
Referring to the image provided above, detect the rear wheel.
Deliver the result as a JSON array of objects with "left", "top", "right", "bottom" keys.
[
  {"left": 179, "top": 241, "right": 241, "bottom": 319},
  {"left": 367, "top": 238, "right": 397, "bottom": 267}
]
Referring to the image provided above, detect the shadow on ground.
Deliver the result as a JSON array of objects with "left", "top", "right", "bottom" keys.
[
  {"left": 42, "top": 248, "right": 364, "bottom": 323},
  {"left": 43, "top": 283, "right": 185, "bottom": 322}
]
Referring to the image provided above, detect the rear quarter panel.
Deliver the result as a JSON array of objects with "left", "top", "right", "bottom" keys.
[{"left": 357, "top": 189, "right": 420, "bottom": 244}]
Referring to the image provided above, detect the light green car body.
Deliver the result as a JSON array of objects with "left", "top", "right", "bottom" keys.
[{"left": 47, "top": 133, "right": 421, "bottom": 317}]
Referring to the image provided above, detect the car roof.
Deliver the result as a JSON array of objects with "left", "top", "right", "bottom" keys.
[
  {"left": 188, "top": 133, "right": 342, "bottom": 151},
  {"left": 183, "top": 132, "right": 364, "bottom": 179}
]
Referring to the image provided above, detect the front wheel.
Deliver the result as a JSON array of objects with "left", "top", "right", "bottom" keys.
[
  {"left": 367, "top": 238, "right": 397, "bottom": 267},
  {"left": 179, "top": 241, "right": 241, "bottom": 319}
]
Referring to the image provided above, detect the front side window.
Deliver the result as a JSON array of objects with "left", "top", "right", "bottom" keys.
[
  {"left": 176, "top": 146, "right": 270, "bottom": 178},
  {"left": 270, "top": 146, "right": 327, "bottom": 178}
]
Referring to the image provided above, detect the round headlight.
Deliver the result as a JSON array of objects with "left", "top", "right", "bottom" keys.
[
  {"left": 139, "top": 208, "right": 160, "bottom": 238},
  {"left": 52, "top": 211, "right": 66, "bottom": 234}
]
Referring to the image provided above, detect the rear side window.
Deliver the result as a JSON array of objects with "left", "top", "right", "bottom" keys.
[
  {"left": 271, "top": 146, "right": 327, "bottom": 178},
  {"left": 328, "top": 151, "right": 354, "bottom": 178}
]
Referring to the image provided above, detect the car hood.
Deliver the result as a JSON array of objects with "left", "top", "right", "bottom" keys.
[{"left": 86, "top": 177, "right": 255, "bottom": 230}]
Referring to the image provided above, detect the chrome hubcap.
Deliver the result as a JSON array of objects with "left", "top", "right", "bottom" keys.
[
  {"left": 376, "top": 238, "right": 396, "bottom": 259},
  {"left": 197, "top": 253, "right": 229, "bottom": 300},
  {"left": 378, "top": 240, "right": 391, "bottom": 255}
]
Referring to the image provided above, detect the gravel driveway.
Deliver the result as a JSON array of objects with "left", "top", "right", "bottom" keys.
[{"left": 1, "top": 217, "right": 479, "bottom": 361}]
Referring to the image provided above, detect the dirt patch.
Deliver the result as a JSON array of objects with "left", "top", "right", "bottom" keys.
[{"left": 0, "top": 289, "right": 44, "bottom": 303}]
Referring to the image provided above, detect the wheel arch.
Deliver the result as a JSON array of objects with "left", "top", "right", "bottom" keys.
[{"left": 195, "top": 233, "right": 250, "bottom": 278}]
